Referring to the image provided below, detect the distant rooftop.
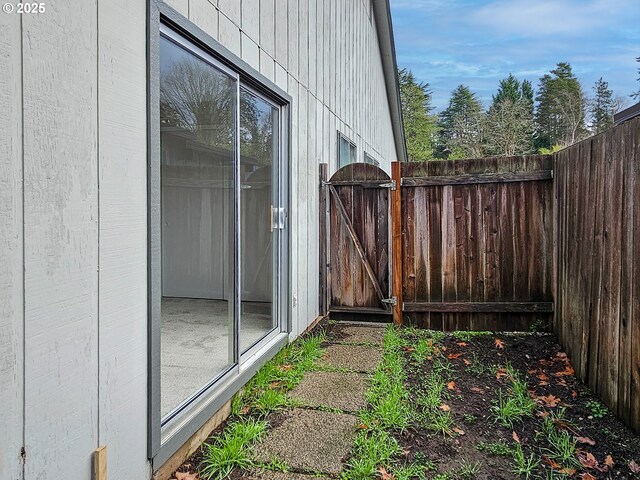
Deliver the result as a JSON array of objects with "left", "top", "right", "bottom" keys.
[{"left": 614, "top": 102, "right": 640, "bottom": 125}]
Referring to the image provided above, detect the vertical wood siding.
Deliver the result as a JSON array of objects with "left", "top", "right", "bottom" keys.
[
  {"left": 555, "top": 117, "right": 640, "bottom": 433},
  {"left": 400, "top": 157, "right": 555, "bottom": 331},
  {"left": 98, "top": 0, "right": 149, "bottom": 477},
  {"left": 0, "top": 10, "right": 24, "bottom": 480},
  {"left": 22, "top": 3, "right": 98, "bottom": 478},
  {"left": 172, "top": 0, "right": 400, "bottom": 335}
]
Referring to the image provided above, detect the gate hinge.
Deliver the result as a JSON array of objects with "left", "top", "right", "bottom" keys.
[
  {"left": 381, "top": 296, "right": 397, "bottom": 307},
  {"left": 379, "top": 180, "right": 396, "bottom": 190}
]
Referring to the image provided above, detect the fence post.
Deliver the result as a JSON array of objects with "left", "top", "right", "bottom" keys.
[
  {"left": 319, "top": 163, "right": 329, "bottom": 316},
  {"left": 391, "top": 161, "right": 403, "bottom": 325}
]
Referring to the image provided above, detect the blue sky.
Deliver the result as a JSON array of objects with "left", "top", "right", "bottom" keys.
[{"left": 390, "top": 0, "right": 640, "bottom": 112}]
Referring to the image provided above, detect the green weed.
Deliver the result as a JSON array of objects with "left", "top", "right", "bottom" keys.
[
  {"left": 341, "top": 430, "right": 401, "bottom": 479},
  {"left": 586, "top": 400, "right": 609, "bottom": 418},
  {"left": 511, "top": 442, "right": 540, "bottom": 479},
  {"left": 476, "top": 440, "right": 513, "bottom": 456},
  {"left": 200, "top": 418, "right": 267, "bottom": 480}
]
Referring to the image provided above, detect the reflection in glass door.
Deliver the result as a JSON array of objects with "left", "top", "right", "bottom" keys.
[
  {"left": 239, "top": 88, "right": 280, "bottom": 353},
  {"left": 159, "top": 34, "right": 237, "bottom": 419},
  {"left": 158, "top": 29, "right": 285, "bottom": 423}
]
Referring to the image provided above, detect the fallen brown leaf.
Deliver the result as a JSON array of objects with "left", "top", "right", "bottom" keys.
[
  {"left": 536, "top": 394, "right": 561, "bottom": 407},
  {"left": 240, "top": 405, "right": 251, "bottom": 415},
  {"left": 558, "top": 468, "right": 576, "bottom": 475},
  {"left": 512, "top": 431, "right": 520, "bottom": 443},
  {"left": 402, "top": 346, "right": 416, "bottom": 352},
  {"left": 378, "top": 466, "right": 395, "bottom": 480},
  {"left": 278, "top": 364, "right": 294, "bottom": 371},
  {"left": 579, "top": 473, "right": 596, "bottom": 480},
  {"left": 456, "top": 342, "right": 468, "bottom": 347},
  {"left": 495, "top": 338, "right": 505, "bottom": 349},
  {"left": 537, "top": 373, "right": 550, "bottom": 381},
  {"left": 575, "top": 436, "right": 596, "bottom": 446},
  {"left": 463, "top": 359, "right": 472, "bottom": 366},
  {"left": 452, "top": 427, "right": 465, "bottom": 435},
  {"left": 439, "top": 404, "right": 451, "bottom": 412},
  {"left": 554, "top": 365, "right": 575, "bottom": 377},
  {"left": 496, "top": 368, "right": 508, "bottom": 379},
  {"left": 447, "top": 381, "right": 457, "bottom": 390},
  {"left": 577, "top": 450, "right": 598, "bottom": 469},
  {"left": 175, "top": 472, "right": 199, "bottom": 480},
  {"left": 572, "top": 390, "right": 578, "bottom": 398},
  {"left": 358, "top": 423, "right": 369, "bottom": 430},
  {"left": 604, "top": 455, "right": 614, "bottom": 467},
  {"left": 470, "top": 386, "right": 485, "bottom": 394},
  {"left": 447, "top": 353, "right": 462, "bottom": 359},
  {"left": 629, "top": 460, "right": 640, "bottom": 473},
  {"left": 542, "top": 455, "right": 561, "bottom": 469}
]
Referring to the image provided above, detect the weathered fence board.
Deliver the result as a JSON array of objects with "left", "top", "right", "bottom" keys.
[
  {"left": 400, "top": 155, "right": 554, "bottom": 331},
  {"left": 555, "top": 116, "right": 640, "bottom": 433},
  {"left": 327, "top": 163, "right": 391, "bottom": 313}
]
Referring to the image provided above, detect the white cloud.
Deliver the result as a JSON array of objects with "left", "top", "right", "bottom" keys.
[{"left": 470, "top": 0, "right": 636, "bottom": 37}]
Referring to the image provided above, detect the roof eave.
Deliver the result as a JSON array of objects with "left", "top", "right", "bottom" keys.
[{"left": 372, "top": 0, "right": 408, "bottom": 162}]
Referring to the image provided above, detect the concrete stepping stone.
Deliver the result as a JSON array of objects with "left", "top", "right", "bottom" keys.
[
  {"left": 319, "top": 344, "right": 382, "bottom": 372},
  {"left": 252, "top": 408, "right": 358, "bottom": 475},
  {"left": 288, "top": 371, "right": 369, "bottom": 412},
  {"left": 331, "top": 325, "right": 386, "bottom": 345}
]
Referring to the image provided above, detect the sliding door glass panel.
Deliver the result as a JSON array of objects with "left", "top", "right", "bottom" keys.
[
  {"left": 159, "top": 35, "right": 237, "bottom": 418},
  {"left": 239, "top": 87, "right": 279, "bottom": 353}
]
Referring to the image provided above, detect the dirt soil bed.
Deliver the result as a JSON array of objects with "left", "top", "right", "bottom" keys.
[{"left": 399, "top": 330, "right": 640, "bottom": 479}]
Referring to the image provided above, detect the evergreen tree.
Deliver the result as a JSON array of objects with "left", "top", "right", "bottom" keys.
[
  {"left": 437, "top": 85, "right": 484, "bottom": 159},
  {"left": 632, "top": 57, "right": 640, "bottom": 101},
  {"left": 398, "top": 68, "right": 438, "bottom": 161},
  {"left": 534, "top": 62, "right": 587, "bottom": 149},
  {"left": 492, "top": 74, "right": 521, "bottom": 106},
  {"left": 485, "top": 74, "right": 535, "bottom": 156},
  {"left": 590, "top": 78, "right": 616, "bottom": 134}
]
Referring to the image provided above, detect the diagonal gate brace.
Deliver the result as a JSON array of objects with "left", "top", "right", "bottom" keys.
[{"left": 329, "top": 185, "right": 386, "bottom": 305}]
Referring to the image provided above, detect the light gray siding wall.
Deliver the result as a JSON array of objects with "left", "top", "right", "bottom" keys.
[
  {"left": 0, "top": 10, "right": 24, "bottom": 480},
  {"left": 22, "top": 3, "right": 99, "bottom": 478},
  {"left": 163, "top": 0, "right": 400, "bottom": 336},
  {"left": 97, "top": 1, "right": 149, "bottom": 478},
  {"left": 0, "top": 2, "right": 150, "bottom": 479}
]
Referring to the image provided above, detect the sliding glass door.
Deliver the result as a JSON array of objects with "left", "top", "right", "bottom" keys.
[{"left": 158, "top": 29, "right": 285, "bottom": 422}]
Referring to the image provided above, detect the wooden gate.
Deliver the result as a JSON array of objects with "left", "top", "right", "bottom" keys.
[{"left": 320, "top": 163, "right": 394, "bottom": 316}]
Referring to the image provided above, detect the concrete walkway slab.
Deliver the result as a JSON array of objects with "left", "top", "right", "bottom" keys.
[
  {"left": 331, "top": 325, "right": 386, "bottom": 345},
  {"left": 319, "top": 344, "right": 382, "bottom": 372},
  {"left": 288, "top": 371, "right": 369, "bottom": 412},
  {"left": 252, "top": 408, "right": 358, "bottom": 475}
]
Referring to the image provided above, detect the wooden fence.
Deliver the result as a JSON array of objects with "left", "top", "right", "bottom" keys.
[
  {"left": 398, "top": 156, "right": 554, "bottom": 331},
  {"left": 554, "top": 116, "right": 640, "bottom": 433}
]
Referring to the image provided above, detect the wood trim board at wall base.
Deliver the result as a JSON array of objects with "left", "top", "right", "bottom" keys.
[
  {"left": 152, "top": 399, "right": 232, "bottom": 480},
  {"left": 402, "top": 302, "right": 554, "bottom": 313}
]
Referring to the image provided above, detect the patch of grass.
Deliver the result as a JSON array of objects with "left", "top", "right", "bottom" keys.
[
  {"left": 231, "top": 333, "right": 325, "bottom": 416},
  {"left": 456, "top": 459, "right": 482, "bottom": 478},
  {"left": 257, "top": 458, "right": 290, "bottom": 472},
  {"left": 360, "top": 328, "right": 411, "bottom": 431},
  {"left": 476, "top": 440, "right": 513, "bottom": 456},
  {"left": 413, "top": 361, "right": 455, "bottom": 435},
  {"left": 463, "top": 414, "right": 478, "bottom": 424},
  {"left": 341, "top": 430, "right": 401, "bottom": 479},
  {"left": 252, "top": 389, "right": 289, "bottom": 415},
  {"left": 200, "top": 418, "right": 268, "bottom": 480},
  {"left": 539, "top": 411, "right": 580, "bottom": 468},
  {"left": 491, "top": 366, "right": 536, "bottom": 428},
  {"left": 511, "top": 442, "right": 540, "bottom": 479},
  {"left": 585, "top": 399, "right": 609, "bottom": 418},
  {"left": 451, "top": 331, "right": 491, "bottom": 342},
  {"left": 466, "top": 353, "right": 493, "bottom": 376}
]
